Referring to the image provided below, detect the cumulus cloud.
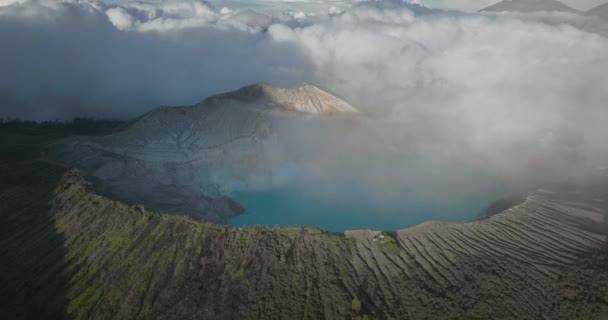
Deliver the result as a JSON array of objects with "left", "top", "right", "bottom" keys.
[
  {"left": 1, "top": 0, "right": 608, "bottom": 191},
  {"left": 101, "top": 0, "right": 219, "bottom": 31},
  {"left": 105, "top": 6, "right": 135, "bottom": 30},
  {"left": 0, "top": 0, "right": 311, "bottom": 120}
]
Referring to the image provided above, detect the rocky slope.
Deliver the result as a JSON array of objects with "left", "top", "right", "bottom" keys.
[
  {"left": 2, "top": 154, "right": 607, "bottom": 319},
  {"left": 210, "top": 82, "right": 359, "bottom": 114},
  {"left": 480, "top": 0, "right": 581, "bottom": 13},
  {"left": 51, "top": 83, "right": 359, "bottom": 222}
]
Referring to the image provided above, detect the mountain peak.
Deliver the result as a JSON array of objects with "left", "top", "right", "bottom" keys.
[
  {"left": 587, "top": 3, "right": 608, "bottom": 19},
  {"left": 480, "top": 0, "right": 581, "bottom": 13},
  {"left": 208, "top": 83, "right": 359, "bottom": 114}
]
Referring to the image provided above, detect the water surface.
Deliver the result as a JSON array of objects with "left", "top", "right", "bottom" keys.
[{"left": 228, "top": 185, "right": 499, "bottom": 231}]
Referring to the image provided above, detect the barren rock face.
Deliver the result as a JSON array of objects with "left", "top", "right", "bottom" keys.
[
  {"left": 258, "top": 83, "right": 359, "bottom": 114},
  {"left": 51, "top": 83, "right": 359, "bottom": 222},
  {"left": 207, "top": 82, "right": 358, "bottom": 114}
]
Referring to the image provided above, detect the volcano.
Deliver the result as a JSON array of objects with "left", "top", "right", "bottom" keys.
[{"left": 51, "top": 83, "right": 359, "bottom": 222}]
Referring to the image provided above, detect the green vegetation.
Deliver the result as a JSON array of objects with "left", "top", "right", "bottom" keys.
[
  {"left": 326, "top": 232, "right": 345, "bottom": 246},
  {"left": 351, "top": 296, "right": 361, "bottom": 314},
  {"left": 0, "top": 117, "right": 124, "bottom": 137},
  {"left": 381, "top": 233, "right": 399, "bottom": 255},
  {"left": 0, "top": 118, "right": 124, "bottom": 163}
]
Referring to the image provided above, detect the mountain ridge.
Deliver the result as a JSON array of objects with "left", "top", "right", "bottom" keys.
[
  {"left": 51, "top": 83, "right": 360, "bottom": 222},
  {"left": 2, "top": 157, "right": 607, "bottom": 319},
  {"left": 205, "top": 82, "right": 359, "bottom": 114},
  {"left": 480, "top": 0, "right": 582, "bottom": 13},
  {"left": 587, "top": 2, "right": 608, "bottom": 19}
]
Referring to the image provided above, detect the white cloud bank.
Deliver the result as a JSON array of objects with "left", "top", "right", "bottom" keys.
[{"left": 1, "top": 0, "right": 608, "bottom": 187}]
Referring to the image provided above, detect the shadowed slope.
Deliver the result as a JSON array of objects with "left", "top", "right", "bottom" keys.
[{"left": 0, "top": 159, "right": 71, "bottom": 319}]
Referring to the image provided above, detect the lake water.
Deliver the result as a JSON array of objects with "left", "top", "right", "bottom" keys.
[{"left": 228, "top": 185, "right": 500, "bottom": 232}]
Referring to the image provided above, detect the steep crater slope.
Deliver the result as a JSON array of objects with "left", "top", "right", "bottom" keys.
[
  {"left": 1, "top": 158, "right": 607, "bottom": 319},
  {"left": 51, "top": 83, "right": 359, "bottom": 222}
]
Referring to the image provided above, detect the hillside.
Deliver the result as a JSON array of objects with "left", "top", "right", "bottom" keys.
[
  {"left": 480, "top": 0, "right": 581, "bottom": 13},
  {"left": 2, "top": 127, "right": 608, "bottom": 319}
]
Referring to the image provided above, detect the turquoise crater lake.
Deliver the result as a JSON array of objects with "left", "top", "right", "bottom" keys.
[{"left": 227, "top": 183, "right": 501, "bottom": 232}]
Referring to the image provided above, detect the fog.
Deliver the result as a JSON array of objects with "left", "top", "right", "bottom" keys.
[{"left": 2, "top": 0, "right": 608, "bottom": 203}]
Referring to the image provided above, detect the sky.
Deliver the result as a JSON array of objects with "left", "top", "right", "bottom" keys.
[
  {"left": 31, "top": 0, "right": 608, "bottom": 12},
  {"left": 133, "top": 0, "right": 608, "bottom": 12}
]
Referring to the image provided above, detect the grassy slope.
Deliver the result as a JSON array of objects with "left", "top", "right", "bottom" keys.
[
  {"left": 1, "top": 124, "right": 608, "bottom": 320},
  {"left": 1, "top": 163, "right": 360, "bottom": 319}
]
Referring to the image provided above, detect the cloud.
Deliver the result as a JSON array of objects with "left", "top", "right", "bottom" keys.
[
  {"left": 1, "top": 0, "right": 608, "bottom": 190},
  {"left": 263, "top": 4, "right": 608, "bottom": 188},
  {"left": 105, "top": 6, "right": 136, "bottom": 30},
  {"left": 101, "top": 0, "right": 219, "bottom": 31},
  {"left": 0, "top": 0, "right": 314, "bottom": 121}
]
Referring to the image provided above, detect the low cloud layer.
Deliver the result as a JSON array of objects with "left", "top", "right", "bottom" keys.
[{"left": 1, "top": 0, "right": 608, "bottom": 190}]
